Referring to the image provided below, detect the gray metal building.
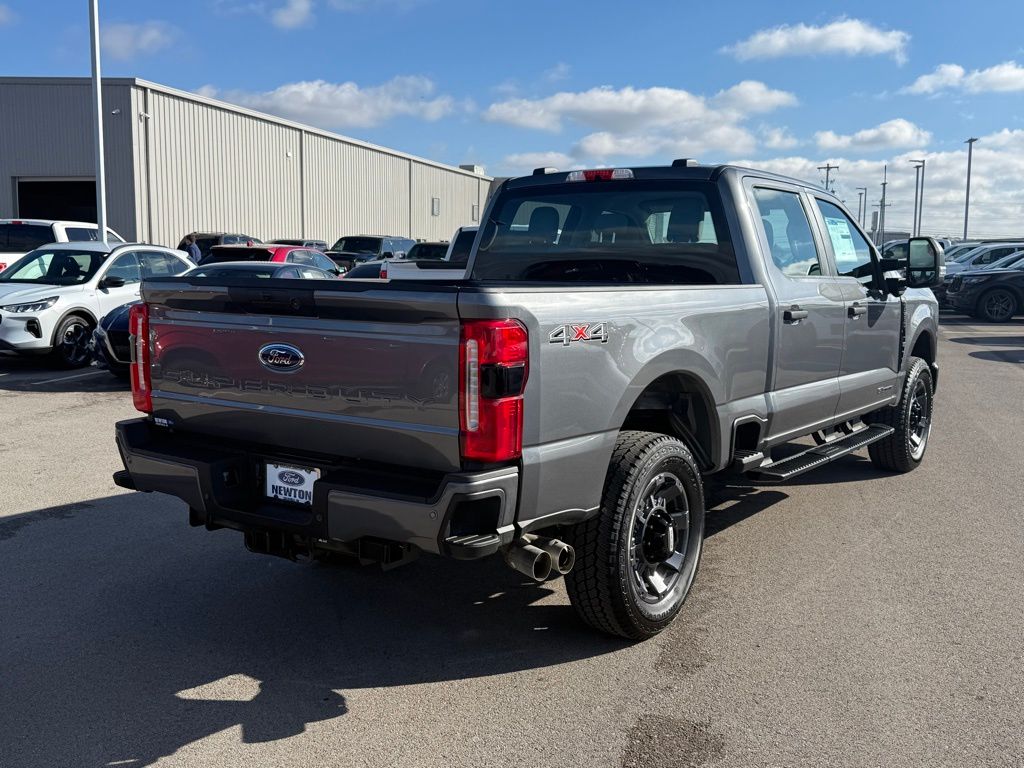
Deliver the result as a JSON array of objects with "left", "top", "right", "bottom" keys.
[{"left": 0, "top": 77, "right": 492, "bottom": 247}]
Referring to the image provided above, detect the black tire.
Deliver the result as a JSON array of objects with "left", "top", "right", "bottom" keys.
[
  {"left": 976, "top": 288, "right": 1018, "bottom": 323},
  {"left": 565, "top": 431, "right": 705, "bottom": 640},
  {"left": 867, "top": 357, "right": 934, "bottom": 473},
  {"left": 50, "top": 315, "right": 94, "bottom": 368}
]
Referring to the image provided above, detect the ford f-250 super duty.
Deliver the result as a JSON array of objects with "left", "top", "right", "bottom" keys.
[{"left": 113, "top": 162, "right": 944, "bottom": 640}]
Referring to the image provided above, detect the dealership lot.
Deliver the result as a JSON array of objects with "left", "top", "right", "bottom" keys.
[{"left": 1, "top": 312, "right": 1021, "bottom": 768}]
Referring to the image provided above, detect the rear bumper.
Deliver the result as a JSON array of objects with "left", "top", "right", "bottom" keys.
[{"left": 113, "top": 418, "right": 519, "bottom": 557}]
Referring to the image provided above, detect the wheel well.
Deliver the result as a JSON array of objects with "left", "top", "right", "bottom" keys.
[
  {"left": 49, "top": 309, "right": 97, "bottom": 346},
  {"left": 910, "top": 330, "right": 934, "bottom": 365},
  {"left": 621, "top": 373, "right": 716, "bottom": 470}
]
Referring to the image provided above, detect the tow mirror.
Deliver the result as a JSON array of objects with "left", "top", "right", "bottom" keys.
[{"left": 906, "top": 237, "right": 945, "bottom": 289}]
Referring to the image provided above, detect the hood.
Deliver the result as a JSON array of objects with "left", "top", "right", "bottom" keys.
[{"left": 0, "top": 283, "right": 84, "bottom": 306}]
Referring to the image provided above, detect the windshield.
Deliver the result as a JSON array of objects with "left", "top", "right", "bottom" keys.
[
  {"left": 0, "top": 248, "right": 106, "bottom": 284},
  {"left": 0, "top": 223, "right": 54, "bottom": 252},
  {"left": 954, "top": 247, "right": 986, "bottom": 263},
  {"left": 472, "top": 179, "right": 740, "bottom": 284},
  {"left": 406, "top": 243, "right": 448, "bottom": 261},
  {"left": 943, "top": 244, "right": 975, "bottom": 261},
  {"left": 986, "top": 252, "right": 1024, "bottom": 269},
  {"left": 201, "top": 247, "right": 274, "bottom": 264},
  {"left": 331, "top": 237, "right": 381, "bottom": 254}
]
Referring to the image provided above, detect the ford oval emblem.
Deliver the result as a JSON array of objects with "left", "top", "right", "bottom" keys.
[
  {"left": 258, "top": 343, "right": 305, "bottom": 373},
  {"left": 278, "top": 470, "right": 304, "bottom": 486}
]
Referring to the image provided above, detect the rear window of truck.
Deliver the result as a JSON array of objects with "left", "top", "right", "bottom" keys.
[
  {"left": 472, "top": 179, "right": 740, "bottom": 284},
  {"left": 0, "top": 223, "right": 54, "bottom": 251}
]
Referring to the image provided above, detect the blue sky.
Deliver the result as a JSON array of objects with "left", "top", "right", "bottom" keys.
[{"left": 2, "top": 0, "right": 1023, "bottom": 235}]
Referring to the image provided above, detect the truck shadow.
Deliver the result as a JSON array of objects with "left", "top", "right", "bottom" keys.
[
  {"left": 0, "top": 359, "right": 128, "bottom": 393},
  {"left": 943, "top": 334, "right": 1024, "bottom": 365},
  {"left": 0, "top": 493, "right": 626, "bottom": 767}
]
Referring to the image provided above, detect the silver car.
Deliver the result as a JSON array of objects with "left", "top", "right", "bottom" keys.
[{"left": 0, "top": 241, "right": 191, "bottom": 367}]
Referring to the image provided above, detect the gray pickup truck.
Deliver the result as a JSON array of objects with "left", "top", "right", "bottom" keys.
[{"left": 113, "top": 162, "right": 944, "bottom": 639}]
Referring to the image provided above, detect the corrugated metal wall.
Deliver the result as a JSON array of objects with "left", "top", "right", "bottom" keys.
[
  {"left": 0, "top": 80, "right": 137, "bottom": 238},
  {"left": 0, "top": 78, "right": 491, "bottom": 249}
]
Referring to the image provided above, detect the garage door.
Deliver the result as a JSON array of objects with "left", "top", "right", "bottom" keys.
[{"left": 17, "top": 180, "right": 96, "bottom": 222}]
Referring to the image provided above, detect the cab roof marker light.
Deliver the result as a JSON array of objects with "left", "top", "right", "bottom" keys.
[{"left": 566, "top": 168, "right": 635, "bottom": 182}]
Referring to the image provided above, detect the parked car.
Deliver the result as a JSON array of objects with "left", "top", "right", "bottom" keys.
[
  {"left": 385, "top": 226, "right": 478, "bottom": 281},
  {"left": 340, "top": 260, "right": 387, "bottom": 280},
  {"left": 404, "top": 242, "right": 449, "bottom": 261},
  {"left": 200, "top": 244, "right": 343, "bottom": 275},
  {"left": 936, "top": 242, "right": 1024, "bottom": 302},
  {"left": 269, "top": 238, "right": 329, "bottom": 251},
  {"left": 1, "top": 218, "right": 125, "bottom": 273},
  {"left": 942, "top": 242, "right": 980, "bottom": 262},
  {"left": 0, "top": 242, "right": 190, "bottom": 367},
  {"left": 113, "top": 161, "right": 943, "bottom": 640},
  {"left": 325, "top": 235, "right": 416, "bottom": 271},
  {"left": 946, "top": 260, "right": 1024, "bottom": 321},
  {"left": 93, "top": 261, "right": 335, "bottom": 378},
  {"left": 176, "top": 232, "right": 261, "bottom": 262}
]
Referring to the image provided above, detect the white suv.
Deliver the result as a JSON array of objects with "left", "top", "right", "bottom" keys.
[
  {"left": 0, "top": 241, "right": 190, "bottom": 367},
  {"left": 0, "top": 219, "right": 126, "bottom": 273}
]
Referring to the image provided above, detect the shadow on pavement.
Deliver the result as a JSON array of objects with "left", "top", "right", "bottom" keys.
[
  {"left": 0, "top": 358, "right": 127, "bottom": 393},
  {"left": 0, "top": 493, "right": 625, "bottom": 767}
]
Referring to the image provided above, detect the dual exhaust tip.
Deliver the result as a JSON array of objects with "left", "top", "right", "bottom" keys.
[{"left": 504, "top": 534, "right": 575, "bottom": 582}]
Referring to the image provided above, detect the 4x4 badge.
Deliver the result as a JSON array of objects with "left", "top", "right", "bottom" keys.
[{"left": 549, "top": 322, "right": 609, "bottom": 346}]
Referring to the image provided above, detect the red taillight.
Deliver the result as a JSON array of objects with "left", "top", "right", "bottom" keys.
[
  {"left": 379, "top": 262, "right": 388, "bottom": 279},
  {"left": 566, "top": 168, "right": 635, "bottom": 182},
  {"left": 459, "top": 319, "right": 528, "bottom": 463},
  {"left": 0, "top": 263, "right": 6, "bottom": 272},
  {"left": 129, "top": 303, "right": 152, "bottom": 413}
]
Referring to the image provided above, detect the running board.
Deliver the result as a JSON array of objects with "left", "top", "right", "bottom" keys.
[{"left": 745, "top": 424, "right": 895, "bottom": 483}]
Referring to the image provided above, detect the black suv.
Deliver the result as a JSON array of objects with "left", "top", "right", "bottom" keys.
[
  {"left": 177, "top": 232, "right": 261, "bottom": 262},
  {"left": 947, "top": 263, "right": 1024, "bottom": 322},
  {"left": 325, "top": 235, "right": 416, "bottom": 271}
]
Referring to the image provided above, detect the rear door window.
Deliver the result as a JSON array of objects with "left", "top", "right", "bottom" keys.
[
  {"left": 752, "top": 188, "right": 824, "bottom": 278},
  {"left": 0, "top": 223, "right": 54, "bottom": 251}
]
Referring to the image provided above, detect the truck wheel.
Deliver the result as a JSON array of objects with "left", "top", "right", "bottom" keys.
[
  {"left": 867, "top": 357, "right": 933, "bottom": 473},
  {"left": 565, "top": 431, "right": 705, "bottom": 640}
]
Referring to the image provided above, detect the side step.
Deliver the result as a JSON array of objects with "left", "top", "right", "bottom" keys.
[
  {"left": 444, "top": 533, "right": 501, "bottom": 560},
  {"left": 746, "top": 424, "right": 895, "bottom": 483}
]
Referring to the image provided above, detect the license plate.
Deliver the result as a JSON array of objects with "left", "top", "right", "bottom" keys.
[{"left": 265, "top": 463, "right": 320, "bottom": 506}]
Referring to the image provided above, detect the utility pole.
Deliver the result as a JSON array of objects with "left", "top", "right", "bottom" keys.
[
  {"left": 917, "top": 159, "right": 926, "bottom": 235},
  {"left": 872, "top": 200, "right": 893, "bottom": 245},
  {"left": 817, "top": 163, "right": 839, "bottom": 191},
  {"left": 964, "top": 138, "right": 978, "bottom": 239},
  {"left": 856, "top": 187, "right": 868, "bottom": 226},
  {"left": 89, "top": 0, "right": 108, "bottom": 243}
]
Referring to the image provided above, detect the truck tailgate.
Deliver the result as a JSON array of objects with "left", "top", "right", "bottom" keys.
[{"left": 142, "top": 279, "right": 462, "bottom": 472}]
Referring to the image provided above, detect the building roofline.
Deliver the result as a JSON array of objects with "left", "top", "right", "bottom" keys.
[{"left": 0, "top": 76, "right": 492, "bottom": 182}]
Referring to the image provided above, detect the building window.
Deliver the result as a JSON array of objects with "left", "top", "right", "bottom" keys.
[
  {"left": 471, "top": 204, "right": 480, "bottom": 222},
  {"left": 431, "top": 197, "right": 441, "bottom": 217}
]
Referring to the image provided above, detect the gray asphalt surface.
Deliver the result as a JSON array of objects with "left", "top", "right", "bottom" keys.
[{"left": 1, "top": 312, "right": 1022, "bottom": 768}]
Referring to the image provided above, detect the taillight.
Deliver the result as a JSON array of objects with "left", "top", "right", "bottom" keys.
[
  {"left": 380, "top": 262, "right": 388, "bottom": 279},
  {"left": 129, "top": 303, "right": 152, "bottom": 413},
  {"left": 459, "top": 319, "right": 528, "bottom": 463},
  {"left": 566, "top": 168, "right": 634, "bottom": 182}
]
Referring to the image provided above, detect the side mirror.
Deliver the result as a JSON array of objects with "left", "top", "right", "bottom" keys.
[
  {"left": 906, "top": 237, "right": 945, "bottom": 289},
  {"left": 102, "top": 275, "right": 126, "bottom": 288}
]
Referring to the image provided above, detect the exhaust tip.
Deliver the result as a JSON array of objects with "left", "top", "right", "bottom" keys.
[
  {"left": 554, "top": 544, "right": 575, "bottom": 575},
  {"left": 532, "top": 549, "right": 553, "bottom": 581},
  {"left": 505, "top": 543, "right": 553, "bottom": 582}
]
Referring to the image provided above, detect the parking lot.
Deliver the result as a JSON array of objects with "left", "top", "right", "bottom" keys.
[{"left": 1, "top": 311, "right": 1021, "bottom": 768}]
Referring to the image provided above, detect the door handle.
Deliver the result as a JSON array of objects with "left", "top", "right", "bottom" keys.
[
  {"left": 848, "top": 303, "right": 867, "bottom": 319},
  {"left": 783, "top": 306, "right": 809, "bottom": 323}
]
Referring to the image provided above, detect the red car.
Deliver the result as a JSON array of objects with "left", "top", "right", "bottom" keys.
[{"left": 201, "top": 244, "right": 344, "bottom": 276}]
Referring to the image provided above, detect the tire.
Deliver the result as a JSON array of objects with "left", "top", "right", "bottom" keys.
[
  {"left": 867, "top": 357, "right": 934, "bottom": 473},
  {"left": 50, "top": 315, "right": 94, "bottom": 369},
  {"left": 565, "top": 431, "right": 705, "bottom": 640},
  {"left": 976, "top": 288, "right": 1018, "bottom": 323}
]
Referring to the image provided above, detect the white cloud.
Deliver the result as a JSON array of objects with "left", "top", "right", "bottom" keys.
[
  {"left": 903, "top": 61, "right": 1024, "bottom": 94},
  {"left": 0, "top": 4, "right": 14, "bottom": 25},
  {"left": 329, "top": 0, "right": 423, "bottom": 9},
  {"left": 815, "top": 119, "right": 931, "bottom": 152},
  {"left": 733, "top": 128, "right": 1024, "bottom": 237},
  {"left": 761, "top": 126, "right": 799, "bottom": 150},
  {"left": 484, "top": 81, "right": 795, "bottom": 169},
  {"left": 724, "top": 18, "right": 909, "bottom": 64},
  {"left": 503, "top": 151, "right": 576, "bottom": 171},
  {"left": 202, "top": 76, "right": 455, "bottom": 129},
  {"left": 101, "top": 21, "right": 177, "bottom": 61},
  {"left": 543, "top": 62, "right": 571, "bottom": 83},
  {"left": 272, "top": 0, "right": 312, "bottom": 28}
]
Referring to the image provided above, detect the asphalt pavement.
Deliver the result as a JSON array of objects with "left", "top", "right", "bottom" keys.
[{"left": 1, "top": 312, "right": 1022, "bottom": 768}]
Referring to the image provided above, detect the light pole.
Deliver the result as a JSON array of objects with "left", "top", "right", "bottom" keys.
[
  {"left": 879, "top": 165, "right": 888, "bottom": 245},
  {"left": 909, "top": 159, "right": 925, "bottom": 236},
  {"left": 856, "top": 187, "right": 868, "bottom": 226},
  {"left": 89, "top": 0, "right": 108, "bottom": 243},
  {"left": 963, "top": 138, "right": 978, "bottom": 240},
  {"left": 856, "top": 189, "right": 865, "bottom": 226}
]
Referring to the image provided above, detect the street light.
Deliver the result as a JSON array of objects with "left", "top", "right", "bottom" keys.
[
  {"left": 89, "top": 0, "right": 108, "bottom": 243},
  {"left": 964, "top": 138, "right": 978, "bottom": 240},
  {"left": 909, "top": 159, "right": 925, "bottom": 236},
  {"left": 856, "top": 187, "right": 868, "bottom": 227}
]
